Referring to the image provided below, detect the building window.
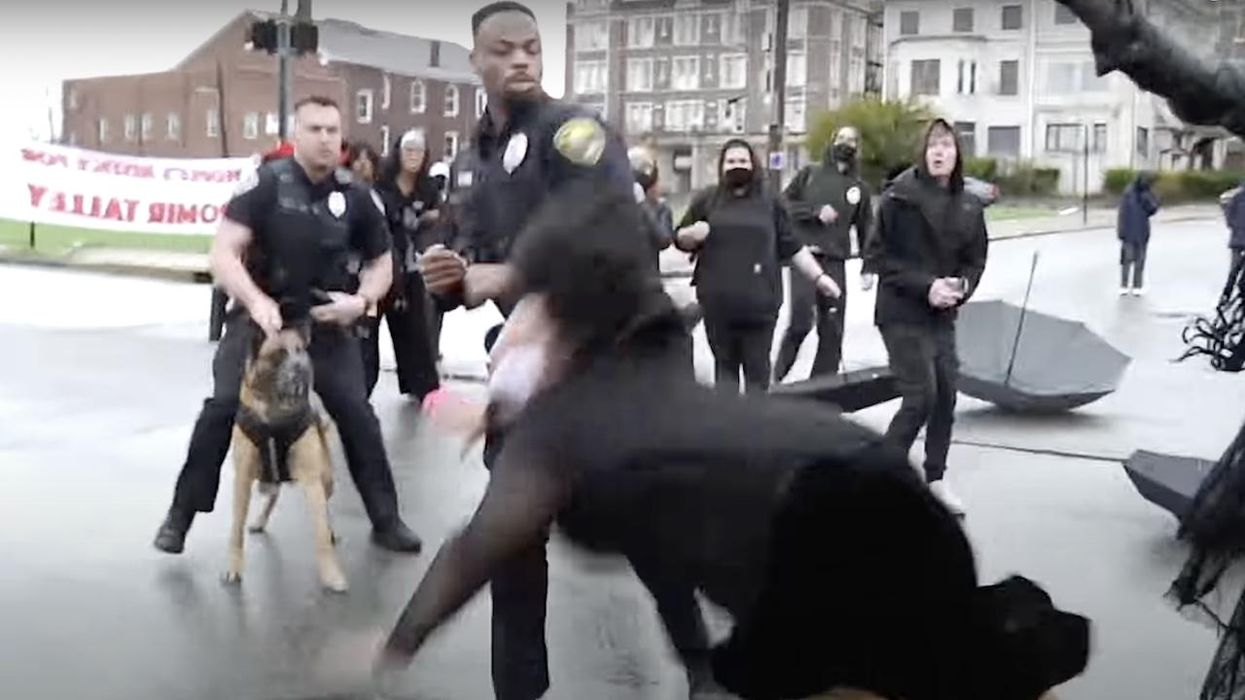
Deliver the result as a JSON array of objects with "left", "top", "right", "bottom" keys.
[
  {"left": 476, "top": 88, "right": 487, "bottom": 119},
  {"left": 701, "top": 12, "right": 722, "bottom": 43},
  {"left": 1045, "top": 123, "right": 1082, "bottom": 152},
  {"left": 722, "top": 100, "right": 745, "bottom": 133},
  {"left": 673, "top": 56, "right": 701, "bottom": 90},
  {"left": 953, "top": 8, "right": 974, "bottom": 32},
  {"left": 1137, "top": 127, "right": 1149, "bottom": 157},
  {"left": 380, "top": 125, "right": 391, "bottom": 155},
  {"left": 900, "top": 11, "right": 919, "bottom": 36},
  {"left": 357, "top": 90, "right": 374, "bottom": 124},
  {"left": 656, "top": 16, "right": 673, "bottom": 44},
  {"left": 575, "top": 60, "right": 608, "bottom": 94},
  {"left": 579, "top": 19, "right": 609, "bottom": 50},
  {"left": 664, "top": 100, "right": 705, "bottom": 132},
  {"left": 380, "top": 75, "right": 390, "bottom": 111},
  {"left": 628, "top": 58, "right": 654, "bottom": 91},
  {"left": 988, "top": 125, "right": 1021, "bottom": 157},
  {"left": 1054, "top": 4, "right": 1078, "bottom": 25},
  {"left": 67, "top": 89, "right": 79, "bottom": 111},
  {"left": 720, "top": 54, "right": 748, "bottom": 90},
  {"left": 287, "top": 115, "right": 295, "bottom": 136},
  {"left": 785, "top": 97, "right": 806, "bottom": 133},
  {"left": 1002, "top": 5, "right": 1023, "bottom": 30},
  {"left": 444, "top": 131, "right": 460, "bottom": 160},
  {"left": 788, "top": 5, "right": 809, "bottom": 39},
  {"left": 655, "top": 57, "right": 671, "bottom": 89},
  {"left": 674, "top": 14, "right": 699, "bottom": 45},
  {"left": 141, "top": 113, "right": 153, "bottom": 142},
  {"left": 410, "top": 80, "right": 426, "bottom": 114},
  {"left": 957, "top": 60, "right": 977, "bottom": 95},
  {"left": 786, "top": 51, "right": 807, "bottom": 88},
  {"left": 999, "top": 60, "right": 1020, "bottom": 96},
  {"left": 265, "top": 112, "right": 279, "bottom": 136},
  {"left": 727, "top": 10, "right": 747, "bottom": 44},
  {"left": 955, "top": 121, "right": 977, "bottom": 157},
  {"left": 625, "top": 102, "right": 654, "bottom": 134},
  {"left": 1044, "top": 60, "right": 1107, "bottom": 93},
  {"left": 629, "top": 16, "right": 655, "bottom": 47},
  {"left": 445, "top": 84, "right": 460, "bottom": 117},
  {"left": 1093, "top": 122, "right": 1107, "bottom": 153},
  {"left": 206, "top": 110, "right": 219, "bottom": 138},
  {"left": 68, "top": 131, "right": 78, "bottom": 146},
  {"left": 167, "top": 113, "right": 181, "bottom": 141},
  {"left": 243, "top": 113, "right": 259, "bottom": 140},
  {"left": 97, "top": 118, "right": 109, "bottom": 144},
  {"left": 124, "top": 114, "right": 137, "bottom": 142},
  {"left": 910, "top": 59, "right": 940, "bottom": 96}
]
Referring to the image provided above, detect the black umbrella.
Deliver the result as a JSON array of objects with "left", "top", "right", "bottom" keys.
[
  {"left": 956, "top": 254, "right": 1131, "bottom": 412},
  {"left": 1123, "top": 450, "right": 1216, "bottom": 521},
  {"left": 770, "top": 365, "right": 899, "bottom": 413}
]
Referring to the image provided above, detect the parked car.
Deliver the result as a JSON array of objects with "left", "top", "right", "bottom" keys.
[{"left": 964, "top": 176, "right": 1000, "bottom": 207}]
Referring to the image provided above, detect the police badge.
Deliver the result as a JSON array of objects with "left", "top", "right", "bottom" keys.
[
  {"left": 503, "top": 132, "right": 529, "bottom": 174},
  {"left": 327, "top": 191, "right": 347, "bottom": 218}
]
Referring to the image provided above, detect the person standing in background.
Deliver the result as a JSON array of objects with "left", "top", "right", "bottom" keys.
[
  {"left": 775, "top": 126, "right": 872, "bottom": 382},
  {"left": 1224, "top": 183, "right": 1245, "bottom": 274},
  {"left": 676, "top": 139, "right": 841, "bottom": 394},
  {"left": 1117, "top": 171, "right": 1160, "bottom": 297},
  {"left": 361, "top": 130, "right": 442, "bottom": 400},
  {"left": 866, "top": 119, "right": 987, "bottom": 517},
  {"left": 347, "top": 142, "right": 382, "bottom": 185}
]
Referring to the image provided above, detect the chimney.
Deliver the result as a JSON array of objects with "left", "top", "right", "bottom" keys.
[{"left": 430, "top": 40, "right": 441, "bottom": 68}]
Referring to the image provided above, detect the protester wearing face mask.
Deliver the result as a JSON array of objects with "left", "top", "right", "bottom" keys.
[
  {"left": 864, "top": 119, "right": 988, "bottom": 516},
  {"left": 676, "top": 139, "right": 841, "bottom": 393},
  {"left": 775, "top": 126, "right": 873, "bottom": 381}
]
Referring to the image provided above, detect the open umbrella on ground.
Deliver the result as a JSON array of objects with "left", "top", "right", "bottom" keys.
[
  {"left": 770, "top": 365, "right": 899, "bottom": 413},
  {"left": 956, "top": 253, "right": 1131, "bottom": 413},
  {"left": 1123, "top": 450, "right": 1216, "bottom": 521}
]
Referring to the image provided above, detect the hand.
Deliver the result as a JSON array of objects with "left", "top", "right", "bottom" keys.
[
  {"left": 418, "top": 244, "right": 468, "bottom": 296},
  {"left": 927, "top": 278, "right": 964, "bottom": 309},
  {"left": 818, "top": 204, "right": 839, "bottom": 225},
  {"left": 463, "top": 263, "right": 518, "bottom": 309},
  {"left": 687, "top": 221, "right": 711, "bottom": 242},
  {"left": 815, "top": 273, "right": 842, "bottom": 299},
  {"left": 861, "top": 273, "right": 877, "bottom": 292},
  {"left": 247, "top": 294, "right": 283, "bottom": 338},
  {"left": 310, "top": 291, "right": 367, "bottom": 326}
]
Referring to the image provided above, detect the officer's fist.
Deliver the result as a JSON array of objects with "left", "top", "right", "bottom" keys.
[
  {"left": 418, "top": 244, "right": 467, "bottom": 296},
  {"left": 818, "top": 204, "right": 839, "bottom": 225},
  {"left": 311, "top": 292, "right": 367, "bottom": 326},
  {"left": 248, "top": 295, "right": 283, "bottom": 338}
]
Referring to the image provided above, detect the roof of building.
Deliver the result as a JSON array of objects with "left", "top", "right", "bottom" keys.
[{"left": 177, "top": 10, "right": 478, "bottom": 85}]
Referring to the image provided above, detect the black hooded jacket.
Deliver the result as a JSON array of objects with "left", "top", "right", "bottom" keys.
[
  {"left": 782, "top": 148, "right": 873, "bottom": 260},
  {"left": 865, "top": 166, "right": 988, "bottom": 328}
]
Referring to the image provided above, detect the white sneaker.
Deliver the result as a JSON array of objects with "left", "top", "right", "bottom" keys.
[
  {"left": 929, "top": 480, "right": 966, "bottom": 516},
  {"left": 1131, "top": 287, "right": 1145, "bottom": 297},
  {"left": 1118, "top": 287, "right": 1129, "bottom": 297}
]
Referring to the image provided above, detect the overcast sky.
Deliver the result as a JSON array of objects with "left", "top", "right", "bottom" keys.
[{"left": 0, "top": 0, "right": 568, "bottom": 143}]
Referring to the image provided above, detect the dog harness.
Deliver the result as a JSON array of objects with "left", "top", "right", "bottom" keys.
[{"left": 235, "top": 405, "right": 317, "bottom": 484}]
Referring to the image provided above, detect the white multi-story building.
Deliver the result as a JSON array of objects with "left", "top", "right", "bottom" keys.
[{"left": 882, "top": 0, "right": 1225, "bottom": 194}]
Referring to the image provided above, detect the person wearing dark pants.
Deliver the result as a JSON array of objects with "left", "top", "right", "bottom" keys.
[
  {"left": 153, "top": 96, "right": 423, "bottom": 555},
  {"left": 1225, "top": 184, "right": 1245, "bottom": 277},
  {"left": 676, "top": 139, "right": 841, "bottom": 394},
  {"left": 866, "top": 119, "right": 988, "bottom": 516},
  {"left": 775, "top": 126, "right": 873, "bottom": 381},
  {"left": 1117, "top": 171, "right": 1159, "bottom": 297}
]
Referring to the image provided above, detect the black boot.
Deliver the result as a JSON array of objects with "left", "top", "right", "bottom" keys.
[
  {"left": 371, "top": 519, "right": 423, "bottom": 553},
  {"left": 153, "top": 506, "right": 195, "bottom": 554}
]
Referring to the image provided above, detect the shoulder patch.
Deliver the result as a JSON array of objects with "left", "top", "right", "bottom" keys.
[{"left": 553, "top": 117, "right": 606, "bottom": 167}]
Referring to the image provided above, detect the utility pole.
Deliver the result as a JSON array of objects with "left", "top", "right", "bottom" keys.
[
  {"left": 767, "top": 0, "right": 790, "bottom": 191},
  {"left": 278, "top": 0, "right": 292, "bottom": 140},
  {"left": 247, "top": 0, "right": 315, "bottom": 141},
  {"left": 1082, "top": 122, "right": 1089, "bottom": 226}
]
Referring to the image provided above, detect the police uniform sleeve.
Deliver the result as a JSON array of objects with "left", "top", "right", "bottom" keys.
[
  {"left": 350, "top": 185, "right": 393, "bottom": 261},
  {"left": 223, "top": 165, "right": 276, "bottom": 231}
]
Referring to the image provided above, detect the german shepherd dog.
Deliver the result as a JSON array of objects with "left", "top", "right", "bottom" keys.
[{"left": 222, "top": 324, "right": 348, "bottom": 593}]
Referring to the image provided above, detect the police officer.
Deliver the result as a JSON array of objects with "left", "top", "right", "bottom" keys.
[
  {"left": 774, "top": 125, "right": 873, "bottom": 382},
  {"left": 416, "top": 4, "right": 712, "bottom": 699},
  {"left": 152, "top": 96, "right": 423, "bottom": 555}
]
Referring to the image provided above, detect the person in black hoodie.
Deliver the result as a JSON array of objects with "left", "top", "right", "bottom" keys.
[
  {"left": 676, "top": 139, "right": 842, "bottom": 393},
  {"left": 775, "top": 126, "right": 873, "bottom": 381},
  {"left": 866, "top": 119, "right": 988, "bottom": 516},
  {"left": 363, "top": 129, "right": 443, "bottom": 399}
]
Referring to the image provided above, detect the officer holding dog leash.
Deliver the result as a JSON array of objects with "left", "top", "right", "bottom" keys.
[{"left": 152, "top": 95, "right": 423, "bottom": 556}]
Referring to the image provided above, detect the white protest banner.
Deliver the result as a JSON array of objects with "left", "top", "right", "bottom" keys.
[{"left": 0, "top": 141, "right": 258, "bottom": 235}]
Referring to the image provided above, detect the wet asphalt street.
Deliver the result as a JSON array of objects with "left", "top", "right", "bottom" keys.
[{"left": 3, "top": 218, "right": 1245, "bottom": 699}]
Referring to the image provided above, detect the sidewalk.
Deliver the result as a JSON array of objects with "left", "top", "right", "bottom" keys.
[{"left": 0, "top": 204, "right": 1224, "bottom": 283}]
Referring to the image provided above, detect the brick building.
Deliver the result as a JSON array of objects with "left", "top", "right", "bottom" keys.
[
  {"left": 61, "top": 11, "right": 485, "bottom": 164},
  {"left": 565, "top": 0, "right": 883, "bottom": 194}
]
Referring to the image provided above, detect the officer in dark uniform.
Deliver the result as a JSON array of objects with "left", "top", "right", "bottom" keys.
[
  {"left": 152, "top": 95, "right": 423, "bottom": 555},
  {"left": 416, "top": 4, "right": 712, "bottom": 699}
]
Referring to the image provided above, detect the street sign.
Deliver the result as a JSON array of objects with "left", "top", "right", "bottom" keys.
[{"left": 768, "top": 151, "right": 785, "bottom": 170}]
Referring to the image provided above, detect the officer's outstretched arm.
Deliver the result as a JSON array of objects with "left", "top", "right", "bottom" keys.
[
  {"left": 357, "top": 251, "right": 394, "bottom": 308},
  {"left": 209, "top": 219, "right": 269, "bottom": 312}
]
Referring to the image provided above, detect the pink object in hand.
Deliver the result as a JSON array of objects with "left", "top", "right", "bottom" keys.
[{"left": 422, "top": 388, "right": 454, "bottom": 415}]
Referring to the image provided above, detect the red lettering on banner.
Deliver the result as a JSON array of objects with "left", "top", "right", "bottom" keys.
[
  {"left": 51, "top": 192, "right": 68, "bottom": 213},
  {"left": 103, "top": 198, "right": 123, "bottom": 221},
  {"left": 162, "top": 167, "right": 241, "bottom": 184},
  {"left": 27, "top": 185, "right": 48, "bottom": 208},
  {"left": 203, "top": 204, "right": 220, "bottom": 224},
  {"left": 125, "top": 200, "right": 139, "bottom": 222},
  {"left": 148, "top": 202, "right": 166, "bottom": 223},
  {"left": 22, "top": 148, "right": 70, "bottom": 168}
]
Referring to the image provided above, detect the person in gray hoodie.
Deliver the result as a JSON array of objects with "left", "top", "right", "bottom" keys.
[{"left": 775, "top": 126, "right": 873, "bottom": 381}]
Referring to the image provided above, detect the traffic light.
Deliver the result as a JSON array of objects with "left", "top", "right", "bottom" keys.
[
  {"left": 246, "top": 18, "right": 317, "bottom": 56},
  {"left": 248, "top": 19, "right": 279, "bottom": 54},
  {"left": 291, "top": 22, "right": 318, "bottom": 55}
]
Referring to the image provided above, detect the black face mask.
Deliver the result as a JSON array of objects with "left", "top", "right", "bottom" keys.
[
  {"left": 634, "top": 170, "right": 657, "bottom": 192},
  {"left": 832, "top": 143, "right": 857, "bottom": 163},
  {"left": 724, "top": 167, "right": 753, "bottom": 188}
]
